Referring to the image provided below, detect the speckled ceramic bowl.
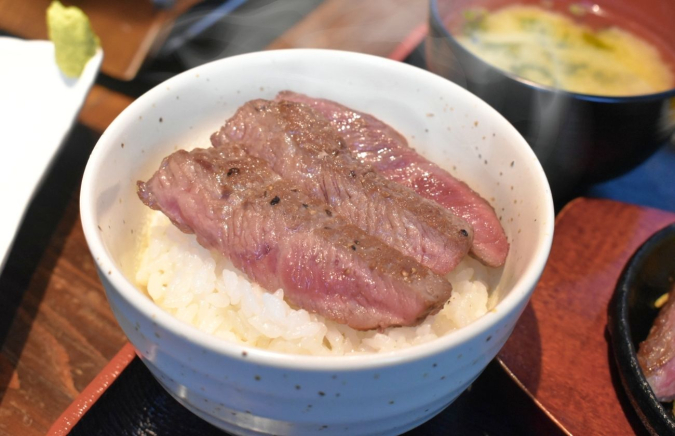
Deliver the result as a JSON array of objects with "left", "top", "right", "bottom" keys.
[{"left": 80, "top": 49, "right": 554, "bottom": 436}]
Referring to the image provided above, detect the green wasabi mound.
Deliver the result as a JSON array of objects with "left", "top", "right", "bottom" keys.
[{"left": 46, "top": 1, "right": 100, "bottom": 78}]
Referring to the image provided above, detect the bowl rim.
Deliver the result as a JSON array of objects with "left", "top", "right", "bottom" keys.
[
  {"left": 609, "top": 223, "right": 675, "bottom": 435},
  {"left": 80, "top": 48, "right": 555, "bottom": 371},
  {"left": 428, "top": 0, "right": 675, "bottom": 103}
]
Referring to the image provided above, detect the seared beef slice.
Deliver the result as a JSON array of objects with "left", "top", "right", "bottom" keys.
[
  {"left": 638, "top": 288, "right": 675, "bottom": 401},
  {"left": 211, "top": 99, "right": 473, "bottom": 275},
  {"left": 138, "top": 147, "right": 453, "bottom": 330},
  {"left": 277, "top": 91, "right": 508, "bottom": 267}
]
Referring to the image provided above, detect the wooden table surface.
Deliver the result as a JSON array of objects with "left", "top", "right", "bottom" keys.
[{"left": 0, "top": 1, "right": 427, "bottom": 434}]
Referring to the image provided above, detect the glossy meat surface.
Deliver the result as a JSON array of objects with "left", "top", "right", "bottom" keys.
[
  {"left": 277, "top": 91, "right": 508, "bottom": 267},
  {"left": 638, "top": 288, "right": 675, "bottom": 401},
  {"left": 211, "top": 99, "right": 473, "bottom": 275},
  {"left": 137, "top": 146, "right": 454, "bottom": 330}
]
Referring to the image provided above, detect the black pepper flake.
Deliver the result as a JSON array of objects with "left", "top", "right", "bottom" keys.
[
  {"left": 227, "top": 167, "right": 240, "bottom": 177},
  {"left": 302, "top": 203, "right": 309, "bottom": 208},
  {"left": 270, "top": 196, "right": 281, "bottom": 205},
  {"left": 460, "top": 229, "right": 469, "bottom": 237},
  {"left": 159, "top": 117, "right": 163, "bottom": 123},
  {"left": 325, "top": 209, "right": 332, "bottom": 217},
  {"left": 351, "top": 245, "right": 356, "bottom": 251},
  {"left": 318, "top": 391, "right": 325, "bottom": 397},
  {"left": 350, "top": 170, "right": 356, "bottom": 178},
  {"left": 241, "top": 351, "right": 248, "bottom": 357}
]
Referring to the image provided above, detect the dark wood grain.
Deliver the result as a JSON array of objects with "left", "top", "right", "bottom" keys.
[
  {"left": 0, "top": 124, "right": 127, "bottom": 436},
  {"left": 499, "top": 198, "right": 675, "bottom": 436}
]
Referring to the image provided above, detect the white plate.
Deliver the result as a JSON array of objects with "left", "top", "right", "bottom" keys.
[{"left": 0, "top": 37, "right": 102, "bottom": 272}]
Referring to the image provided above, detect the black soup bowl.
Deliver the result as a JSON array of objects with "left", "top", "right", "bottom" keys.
[
  {"left": 609, "top": 223, "right": 675, "bottom": 436},
  {"left": 427, "top": 0, "right": 675, "bottom": 203}
]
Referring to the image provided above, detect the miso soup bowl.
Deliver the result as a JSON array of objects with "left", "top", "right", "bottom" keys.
[
  {"left": 428, "top": 0, "right": 675, "bottom": 204},
  {"left": 80, "top": 49, "right": 554, "bottom": 436}
]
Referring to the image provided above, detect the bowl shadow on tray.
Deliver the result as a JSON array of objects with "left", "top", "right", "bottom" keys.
[
  {"left": 498, "top": 302, "right": 543, "bottom": 394},
  {"left": 608, "top": 223, "right": 675, "bottom": 436}
]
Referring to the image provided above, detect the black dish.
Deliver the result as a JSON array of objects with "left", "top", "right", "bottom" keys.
[{"left": 608, "top": 223, "right": 675, "bottom": 436}]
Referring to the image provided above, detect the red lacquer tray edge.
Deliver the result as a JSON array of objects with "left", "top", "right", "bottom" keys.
[{"left": 47, "top": 343, "right": 136, "bottom": 436}]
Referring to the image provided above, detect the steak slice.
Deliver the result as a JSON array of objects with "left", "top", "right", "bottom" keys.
[
  {"left": 137, "top": 146, "right": 454, "bottom": 330},
  {"left": 638, "top": 288, "right": 675, "bottom": 401},
  {"left": 210, "top": 99, "right": 473, "bottom": 275},
  {"left": 276, "top": 91, "right": 509, "bottom": 267}
]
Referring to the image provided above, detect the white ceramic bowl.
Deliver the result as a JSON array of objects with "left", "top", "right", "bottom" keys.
[{"left": 80, "top": 49, "right": 554, "bottom": 436}]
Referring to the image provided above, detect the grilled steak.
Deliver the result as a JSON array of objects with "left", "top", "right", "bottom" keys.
[
  {"left": 276, "top": 91, "right": 509, "bottom": 267},
  {"left": 137, "top": 146, "right": 454, "bottom": 330},
  {"left": 638, "top": 288, "right": 675, "bottom": 401},
  {"left": 211, "top": 99, "right": 473, "bottom": 275}
]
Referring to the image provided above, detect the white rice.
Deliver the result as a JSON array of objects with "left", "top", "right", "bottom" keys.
[{"left": 136, "top": 212, "right": 498, "bottom": 356}]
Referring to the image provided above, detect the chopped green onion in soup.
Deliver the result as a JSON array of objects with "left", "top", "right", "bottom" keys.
[{"left": 456, "top": 5, "right": 674, "bottom": 96}]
